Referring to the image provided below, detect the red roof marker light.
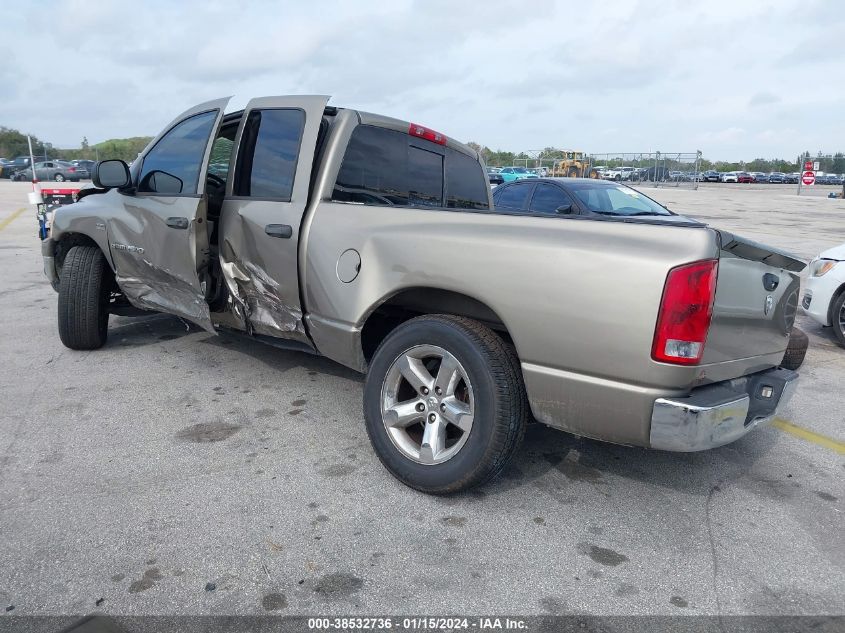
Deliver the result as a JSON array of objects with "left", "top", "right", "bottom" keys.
[{"left": 409, "top": 123, "right": 446, "bottom": 145}]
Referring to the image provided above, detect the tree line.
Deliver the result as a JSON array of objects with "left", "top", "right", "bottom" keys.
[{"left": 0, "top": 127, "right": 152, "bottom": 163}]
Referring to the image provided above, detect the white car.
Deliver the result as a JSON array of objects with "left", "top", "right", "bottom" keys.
[
  {"left": 802, "top": 243, "right": 845, "bottom": 347},
  {"left": 721, "top": 172, "right": 739, "bottom": 183},
  {"left": 601, "top": 167, "right": 622, "bottom": 180},
  {"left": 617, "top": 166, "right": 637, "bottom": 181}
]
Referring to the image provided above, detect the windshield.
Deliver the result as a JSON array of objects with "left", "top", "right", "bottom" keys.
[
  {"left": 512, "top": 167, "right": 528, "bottom": 173},
  {"left": 567, "top": 182, "right": 672, "bottom": 216}
]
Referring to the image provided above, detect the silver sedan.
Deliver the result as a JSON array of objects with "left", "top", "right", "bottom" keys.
[{"left": 14, "top": 161, "right": 82, "bottom": 182}]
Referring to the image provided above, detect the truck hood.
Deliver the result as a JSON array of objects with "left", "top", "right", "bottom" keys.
[{"left": 818, "top": 243, "right": 845, "bottom": 261}]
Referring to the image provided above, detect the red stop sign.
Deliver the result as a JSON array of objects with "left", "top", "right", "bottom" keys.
[{"left": 802, "top": 171, "right": 815, "bottom": 185}]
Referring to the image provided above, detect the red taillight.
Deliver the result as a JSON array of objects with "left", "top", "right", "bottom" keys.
[
  {"left": 652, "top": 259, "right": 718, "bottom": 365},
  {"left": 408, "top": 122, "right": 446, "bottom": 145},
  {"left": 68, "top": 167, "right": 76, "bottom": 172}
]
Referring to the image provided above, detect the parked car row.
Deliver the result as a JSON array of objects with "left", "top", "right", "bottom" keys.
[
  {"left": 718, "top": 171, "right": 844, "bottom": 184},
  {"left": 0, "top": 156, "right": 48, "bottom": 179},
  {"left": 11, "top": 160, "right": 86, "bottom": 182},
  {"left": 564, "top": 168, "right": 844, "bottom": 185},
  {"left": 595, "top": 167, "right": 696, "bottom": 183},
  {"left": 1, "top": 157, "right": 95, "bottom": 181}
]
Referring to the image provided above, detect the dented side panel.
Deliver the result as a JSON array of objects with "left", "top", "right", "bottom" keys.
[
  {"left": 218, "top": 216, "right": 307, "bottom": 339},
  {"left": 108, "top": 196, "right": 213, "bottom": 331},
  {"left": 217, "top": 95, "right": 329, "bottom": 342},
  {"left": 104, "top": 97, "right": 231, "bottom": 331}
]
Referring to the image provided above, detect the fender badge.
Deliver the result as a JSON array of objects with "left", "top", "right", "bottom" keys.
[
  {"left": 764, "top": 295, "right": 774, "bottom": 315},
  {"left": 111, "top": 243, "right": 145, "bottom": 255}
]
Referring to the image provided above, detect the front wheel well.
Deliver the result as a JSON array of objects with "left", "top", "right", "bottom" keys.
[
  {"left": 360, "top": 288, "right": 514, "bottom": 362},
  {"left": 55, "top": 233, "right": 102, "bottom": 270},
  {"left": 53, "top": 234, "right": 117, "bottom": 298}
]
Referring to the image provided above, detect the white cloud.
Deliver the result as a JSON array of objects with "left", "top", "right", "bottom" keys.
[{"left": 1, "top": 0, "right": 842, "bottom": 160}]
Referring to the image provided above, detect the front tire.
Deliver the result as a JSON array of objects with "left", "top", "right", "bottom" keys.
[
  {"left": 54, "top": 173, "right": 65, "bottom": 182},
  {"left": 57, "top": 246, "right": 111, "bottom": 350},
  {"left": 832, "top": 292, "right": 845, "bottom": 348},
  {"left": 364, "top": 315, "right": 528, "bottom": 494}
]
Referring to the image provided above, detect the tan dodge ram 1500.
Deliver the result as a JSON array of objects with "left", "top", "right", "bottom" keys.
[{"left": 41, "top": 96, "right": 804, "bottom": 493}]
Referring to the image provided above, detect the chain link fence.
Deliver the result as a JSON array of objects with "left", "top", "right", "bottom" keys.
[
  {"left": 506, "top": 151, "right": 703, "bottom": 189},
  {"left": 585, "top": 152, "right": 703, "bottom": 189}
]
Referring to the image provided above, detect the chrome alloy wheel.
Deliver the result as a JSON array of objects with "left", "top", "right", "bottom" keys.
[{"left": 380, "top": 345, "right": 474, "bottom": 465}]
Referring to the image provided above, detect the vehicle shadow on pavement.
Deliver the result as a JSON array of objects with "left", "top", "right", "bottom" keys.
[
  {"left": 486, "top": 420, "right": 781, "bottom": 500},
  {"left": 202, "top": 330, "right": 364, "bottom": 382},
  {"left": 105, "top": 314, "right": 198, "bottom": 347},
  {"left": 101, "top": 313, "right": 789, "bottom": 505}
]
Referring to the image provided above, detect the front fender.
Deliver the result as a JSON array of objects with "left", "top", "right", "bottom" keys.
[{"left": 50, "top": 190, "right": 119, "bottom": 270}]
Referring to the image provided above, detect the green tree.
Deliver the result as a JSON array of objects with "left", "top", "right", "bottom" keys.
[{"left": 0, "top": 127, "right": 50, "bottom": 159}]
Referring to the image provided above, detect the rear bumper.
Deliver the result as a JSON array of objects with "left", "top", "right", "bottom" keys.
[{"left": 650, "top": 367, "right": 798, "bottom": 451}]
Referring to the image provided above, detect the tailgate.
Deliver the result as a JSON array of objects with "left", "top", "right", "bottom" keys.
[{"left": 702, "top": 231, "right": 805, "bottom": 364}]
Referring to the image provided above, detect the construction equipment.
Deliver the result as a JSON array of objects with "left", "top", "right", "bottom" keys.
[{"left": 550, "top": 151, "right": 600, "bottom": 178}]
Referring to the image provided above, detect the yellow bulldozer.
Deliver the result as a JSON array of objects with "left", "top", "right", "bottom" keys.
[{"left": 549, "top": 151, "right": 600, "bottom": 178}]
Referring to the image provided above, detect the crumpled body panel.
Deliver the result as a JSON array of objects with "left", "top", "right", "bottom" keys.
[
  {"left": 116, "top": 257, "right": 213, "bottom": 332},
  {"left": 219, "top": 249, "right": 306, "bottom": 339}
]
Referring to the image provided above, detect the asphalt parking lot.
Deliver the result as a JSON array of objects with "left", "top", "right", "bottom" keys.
[{"left": 0, "top": 180, "right": 842, "bottom": 618}]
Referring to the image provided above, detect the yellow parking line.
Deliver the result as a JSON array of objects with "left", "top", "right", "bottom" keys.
[
  {"left": 0, "top": 207, "right": 27, "bottom": 232},
  {"left": 771, "top": 418, "right": 845, "bottom": 455}
]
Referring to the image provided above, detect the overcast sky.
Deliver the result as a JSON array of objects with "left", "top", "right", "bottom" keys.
[{"left": 2, "top": 0, "right": 842, "bottom": 161}]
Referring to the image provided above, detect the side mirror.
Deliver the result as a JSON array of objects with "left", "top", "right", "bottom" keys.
[
  {"left": 555, "top": 204, "right": 573, "bottom": 214},
  {"left": 93, "top": 159, "right": 131, "bottom": 189}
]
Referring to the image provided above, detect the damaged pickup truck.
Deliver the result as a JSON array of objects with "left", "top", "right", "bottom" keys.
[{"left": 42, "top": 96, "right": 806, "bottom": 493}]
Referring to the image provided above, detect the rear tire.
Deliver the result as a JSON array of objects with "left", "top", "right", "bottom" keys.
[
  {"left": 363, "top": 315, "right": 528, "bottom": 494},
  {"left": 781, "top": 327, "right": 809, "bottom": 370},
  {"left": 57, "top": 246, "right": 111, "bottom": 350}
]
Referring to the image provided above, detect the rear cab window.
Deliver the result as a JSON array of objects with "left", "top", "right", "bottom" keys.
[
  {"left": 445, "top": 148, "right": 489, "bottom": 210},
  {"left": 332, "top": 125, "right": 488, "bottom": 211}
]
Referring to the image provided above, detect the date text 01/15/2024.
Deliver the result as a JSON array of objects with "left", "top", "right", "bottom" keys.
[{"left": 306, "top": 617, "right": 528, "bottom": 630}]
